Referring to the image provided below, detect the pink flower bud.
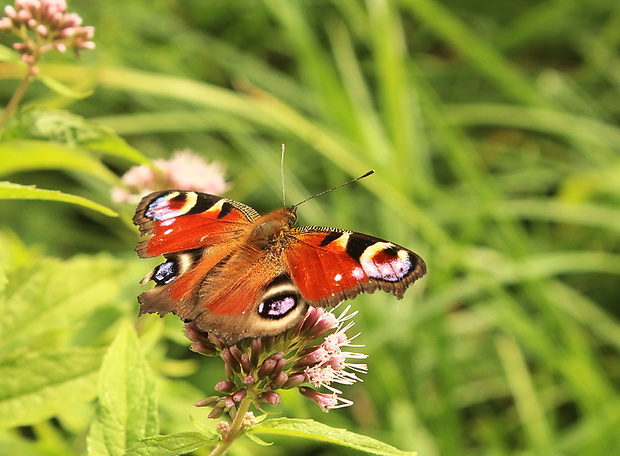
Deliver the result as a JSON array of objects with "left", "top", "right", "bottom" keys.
[
  {"left": 282, "top": 372, "right": 305, "bottom": 389},
  {"left": 269, "top": 371, "right": 288, "bottom": 390},
  {"left": 250, "top": 338, "right": 262, "bottom": 366},
  {"left": 214, "top": 381, "right": 236, "bottom": 393},
  {"left": 272, "top": 356, "right": 287, "bottom": 377},
  {"left": 257, "top": 358, "right": 277, "bottom": 379},
  {"left": 224, "top": 396, "right": 235, "bottom": 409},
  {"left": 82, "top": 25, "right": 95, "bottom": 37},
  {"left": 228, "top": 345, "right": 244, "bottom": 364},
  {"left": 220, "top": 348, "right": 241, "bottom": 374},
  {"left": 259, "top": 392, "right": 281, "bottom": 406},
  {"left": 239, "top": 353, "right": 251, "bottom": 374},
  {"left": 5, "top": 5, "right": 17, "bottom": 20},
  {"left": 231, "top": 389, "right": 246, "bottom": 403},
  {"left": 0, "top": 17, "right": 12, "bottom": 31},
  {"left": 63, "top": 12, "right": 81, "bottom": 27},
  {"left": 17, "top": 9, "right": 30, "bottom": 22},
  {"left": 59, "top": 26, "right": 75, "bottom": 37}
]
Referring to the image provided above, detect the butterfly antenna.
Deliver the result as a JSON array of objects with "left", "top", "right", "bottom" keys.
[
  {"left": 293, "top": 170, "right": 375, "bottom": 208},
  {"left": 280, "top": 144, "right": 287, "bottom": 206}
]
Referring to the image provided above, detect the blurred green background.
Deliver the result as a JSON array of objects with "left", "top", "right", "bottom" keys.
[{"left": 1, "top": 0, "right": 620, "bottom": 455}]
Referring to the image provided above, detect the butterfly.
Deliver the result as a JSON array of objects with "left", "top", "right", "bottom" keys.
[{"left": 133, "top": 185, "right": 426, "bottom": 344}]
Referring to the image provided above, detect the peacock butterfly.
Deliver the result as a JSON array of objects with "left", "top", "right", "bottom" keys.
[{"left": 133, "top": 175, "right": 426, "bottom": 344}]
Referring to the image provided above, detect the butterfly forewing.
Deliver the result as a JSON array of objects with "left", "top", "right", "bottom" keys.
[
  {"left": 284, "top": 228, "right": 426, "bottom": 307},
  {"left": 133, "top": 190, "right": 259, "bottom": 258}
]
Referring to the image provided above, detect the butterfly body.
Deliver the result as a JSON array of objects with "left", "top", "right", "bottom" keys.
[{"left": 134, "top": 190, "right": 426, "bottom": 343}]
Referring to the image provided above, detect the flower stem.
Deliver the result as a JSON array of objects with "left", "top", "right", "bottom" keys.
[
  {"left": 0, "top": 68, "right": 33, "bottom": 130},
  {"left": 208, "top": 396, "right": 253, "bottom": 456}
]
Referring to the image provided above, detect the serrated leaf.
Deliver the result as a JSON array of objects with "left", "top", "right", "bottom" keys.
[
  {"left": 87, "top": 320, "right": 158, "bottom": 456},
  {"left": 246, "top": 432, "right": 273, "bottom": 447},
  {"left": 0, "top": 347, "right": 104, "bottom": 428},
  {"left": 1, "top": 108, "right": 148, "bottom": 164},
  {"left": 0, "top": 255, "right": 125, "bottom": 360},
  {"left": 123, "top": 432, "right": 214, "bottom": 456},
  {"left": 250, "top": 418, "right": 416, "bottom": 456},
  {"left": 0, "top": 182, "right": 117, "bottom": 217},
  {"left": 188, "top": 414, "right": 219, "bottom": 440}
]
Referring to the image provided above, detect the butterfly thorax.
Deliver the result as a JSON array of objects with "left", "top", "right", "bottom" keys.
[{"left": 248, "top": 207, "right": 298, "bottom": 250}]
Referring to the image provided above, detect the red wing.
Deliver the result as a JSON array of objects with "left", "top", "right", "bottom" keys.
[
  {"left": 133, "top": 190, "right": 259, "bottom": 257},
  {"left": 134, "top": 199, "right": 310, "bottom": 343},
  {"left": 138, "top": 242, "right": 308, "bottom": 344},
  {"left": 133, "top": 190, "right": 259, "bottom": 326},
  {"left": 283, "top": 228, "right": 426, "bottom": 307},
  {"left": 189, "top": 255, "right": 307, "bottom": 342}
]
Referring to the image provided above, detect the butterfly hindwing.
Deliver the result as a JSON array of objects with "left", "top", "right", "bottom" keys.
[
  {"left": 284, "top": 228, "right": 426, "bottom": 307},
  {"left": 189, "top": 261, "right": 308, "bottom": 342}
]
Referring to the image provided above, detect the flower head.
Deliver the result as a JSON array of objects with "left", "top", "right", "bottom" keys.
[
  {"left": 1, "top": 0, "right": 95, "bottom": 75},
  {"left": 297, "top": 306, "right": 367, "bottom": 393},
  {"left": 188, "top": 305, "right": 367, "bottom": 418},
  {"left": 299, "top": 386, "right": 354, "bottom": 412},
  {"left": 112, "top": 149, "right": 230, "bottom": 204}
]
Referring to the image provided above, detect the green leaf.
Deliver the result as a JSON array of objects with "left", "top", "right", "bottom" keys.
[
  {"left": 37, "top": 75, "right": 95, "bottom": 99},
  {"left": 0, "top": 182, "right": 117, "bottom": 217},
  {"left": 0, "top": 255, "right": 127, "bottom": 358},
  {"left": 0, "top": 347, "right": 104, "bottom": 428},
  {"left": 188, "top": 415, "right": 219, "bottom": 440},
  {"left": 88, "top": 320, "right": 159, "bottom": 456},
  {"left": 250, "top": 418, "right": 416, "bottom": 456},
  {"left": 123, "top": 432, "right": 215, "bottom": 456},
  {"left": 0, "top": 139, "right": 118, "bottom": 183},
  {"left": 0, "top": 44, "right": 20, "bottom": 63},
  {"left": 246, "top": 432, "right": 273, "bottom": 447},
  {"left": 1, "top": 108, "right": 149, "bottom": 165}
]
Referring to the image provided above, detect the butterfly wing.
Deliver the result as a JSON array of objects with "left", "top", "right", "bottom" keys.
[
  {"left": 134, "top": 190, "right": 260, "bottom": 258},
  {"left": 134, "top": 195, "right": 308, "bottom": 343},
  {"left": 283, "top": 227, "right": 426, "bottom": 307},
  {"left": 188, "top": 253, "right": 308, "bottom": 343},
  {"left": 133, "top": 190, "right": 260, "bottom": 321}
]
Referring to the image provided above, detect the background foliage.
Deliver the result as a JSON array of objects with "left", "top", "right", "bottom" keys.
[{"left": 1, "top": 0, "right": 620, "bottom": 455}]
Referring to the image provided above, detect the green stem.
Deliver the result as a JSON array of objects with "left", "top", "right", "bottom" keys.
[
  {"left": 208, "top": 397, "right": 253, "bottom": 456},
  {"left": 0, "top": 68, "right": 33, "bottom": 130}
]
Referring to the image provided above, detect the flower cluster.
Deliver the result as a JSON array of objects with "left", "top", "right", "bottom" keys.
[
  {"left": 187, "top": 305, "right": 367, "bottom": 420},
  {"left": 112, "top": 149, "right": 230, "bottom": 204},
  {"left": 0, "top": 0, "right": 95, "bottom": 75}
]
